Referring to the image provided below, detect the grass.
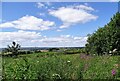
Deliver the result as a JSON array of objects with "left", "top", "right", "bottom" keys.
[{"left": 2, "top": 52, "right": 120, "bottom": 80}]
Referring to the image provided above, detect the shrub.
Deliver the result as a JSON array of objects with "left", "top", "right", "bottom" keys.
[{"left": 85, "top": 12, "right": 120, "bottom": 55}]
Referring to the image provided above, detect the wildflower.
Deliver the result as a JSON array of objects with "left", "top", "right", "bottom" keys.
[
  {"left": 67, "top": 61, "right": 70, "bottom": 63},
  {"left": 111, "top": 69, "right": 116, "bottom": 76},
  {"left": 114, "top": 64, "right": 119, "bottom": 68},
  {"left": 109, "top": 51, "right": 112, "bottom": 54},
  {"left": 52, "top": 73, "right": 60, "bottom": 77},
  {"left": 109, "top": 54, "right": 112, "bottom": 56},
  {"left": 52, "top": 73, "right": 61, "bottom": 79},
  {"left": 37, "top": 61, "right": 39, "bottom": 63},
  {"left": 113, "top": 49, "right": 117, "bottom": 52},
  {"left": 114, "top": 64, "right": 120, "bottom": 68}
]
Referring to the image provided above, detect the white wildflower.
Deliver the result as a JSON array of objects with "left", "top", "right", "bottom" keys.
[
  {"left": 109, "top": 54, "right": 112, "bottom": 56},
  {"left": 52, "top": 73, "right": 61, "bottom": 79},
  {"left": 113, "top": 49, "right": 117, "bottom": 52},
  {"left": 109, "top": 51, "right": 112, "bottom": 54},
  {"left": 37, "top": 61, "right": 39, "bottom": 63},
  {"left": 67, "top": 61, "right": 70, "bottom": 63},
  {"left": 93, "top": 54, "right": 96, "bottom": 56}
]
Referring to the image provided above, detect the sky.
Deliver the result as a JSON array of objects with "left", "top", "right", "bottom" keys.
[{"left": 0, "top": 2, "right": 118, "bottom": 48}]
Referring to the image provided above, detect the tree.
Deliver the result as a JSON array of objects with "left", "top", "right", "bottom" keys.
[
  {"left": 85, "top": 12, "right": 120, "bottom": 55},
  {"left": 6, "top": 41, "right": 21, "bottom": 56}
]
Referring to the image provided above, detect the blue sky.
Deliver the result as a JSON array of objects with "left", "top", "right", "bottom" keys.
[{"left": 0, "top": 2, "right": 118, "bottom": 47}]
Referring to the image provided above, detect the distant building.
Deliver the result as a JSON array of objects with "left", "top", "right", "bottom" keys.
[{"left": 40, "top": 50, "right": 49, "bottom": 52}]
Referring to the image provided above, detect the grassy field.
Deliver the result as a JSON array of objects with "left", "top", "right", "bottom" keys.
[{"left": 2, "top": 52, "right": 120, "bottom": 80}]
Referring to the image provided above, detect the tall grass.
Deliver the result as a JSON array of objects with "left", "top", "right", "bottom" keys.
[{"left": 2, "top": 53, "right": 120, "bottom": 80}]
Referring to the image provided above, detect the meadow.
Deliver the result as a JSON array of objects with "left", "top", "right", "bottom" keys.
[{"left": 2, "top": 51, "right": 120, "bottom": 80}]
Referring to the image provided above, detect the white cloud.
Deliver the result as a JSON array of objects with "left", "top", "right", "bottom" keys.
[
  {"left": 60, "top": 35, "right": 71, "bottom": 38},
  {"left": 36, "top": 2, "right": 52, "bottom": 9},
  {"left": 36, "top": 35, "right": 88, "bottom": 47},
  {"left": 56, "top": 29, "right": 62, "bottom": 32},
  {"left": 36, "top": 35, "right": 87, "bottom": 47},
  {"left": 0, "top": 22, "right": 14, "bottom": 28},
  {"left": 0, "top": 30, "right": 41, "bottom": 42},
  {"left": 37, "top": 2, "right": 45, "bottom": 8},
  {"left": 49, "top": 5, "right": 98, "bottom": 29},
  {"left": 73, "top": 5, "right": 94, "bottom": 11},
  {"left": 0, "top": 30, "right": 42, "bottom": 47},
  {"left": 109, "top": 0, "right": 119, "bottom": 2},
  {"left": 0, "top": 31, "right": 88, "bottom": 47},
  {"left": 39, "top": 13, "right": 45, "bottom": 16},
  {"left": 0, "top": 15, "right": 55, "bottom": 31},
  {"left": 60, "top": 23, "right": 70, "bottom": 29},
  {"left": 74, "top": 37, "right": 83, "bottom": 40},
  {"left": 45, "top": 2, "right": 52, "bottom": 6}
]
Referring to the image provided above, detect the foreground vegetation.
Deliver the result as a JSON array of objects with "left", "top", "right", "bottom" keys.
[{"left": 2, "top": 52, "right": 120, "bottom": 80}]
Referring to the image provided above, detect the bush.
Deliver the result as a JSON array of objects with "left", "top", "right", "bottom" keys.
[
  {"left": 34, "top": 50, "right": 41, "bottom": 53},
  {"left": 49, "top": 48, "right": 59, "bottom": 52},
  {"left": 85, "top": 12, "right": 120, "bottom": 55},
  {"left": 18, "top": 50, "right": 33, "bottom": 55}
]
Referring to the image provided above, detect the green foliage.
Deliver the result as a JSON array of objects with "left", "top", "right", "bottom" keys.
[
  {"left": 49, "top": 48, "right": 59, "bottom": 52},
  {"left": 2, "top": 52, "right": 120, "bottom": 80},
  {"left": 85, "top": 12, "right": 120, "bottom": 55},
  {"left": 18, "top": 50, "right": 33, "bottom": 55}
]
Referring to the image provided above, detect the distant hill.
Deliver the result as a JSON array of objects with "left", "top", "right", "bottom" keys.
[{"left": 0, "top": 47, "right": 84, "bottom": 52}]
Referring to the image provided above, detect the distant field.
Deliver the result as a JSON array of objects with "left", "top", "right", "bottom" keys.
[{"left": 2, "top": 52, "right": 120, "bottom": 80}]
